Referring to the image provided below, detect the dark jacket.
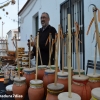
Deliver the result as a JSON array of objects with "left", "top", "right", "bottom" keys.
[{"left": 32, "top": 25, "right": 57, "bottom": 65}]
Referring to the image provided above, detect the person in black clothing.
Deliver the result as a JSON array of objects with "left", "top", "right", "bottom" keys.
[{"left": 32, "top": 12, "right": 57, "bottom": 65}]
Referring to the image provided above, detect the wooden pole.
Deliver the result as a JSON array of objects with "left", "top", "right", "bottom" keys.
[
  {"left": 29, "top": 35, "right": 31, "bottom": 69},
  {"left": 39, "top": 47, "right": 43, "bottom": 65},
  {"left": 74, "top": 22, "right": 80, "bottom": 77},
  {"left": 48, "top": 33, "right": 52, "bottom": 69},
  {"left": 35, "top": 33, "right": 39, "bottom": 80},
  {"left": 54, "top": 25, "right": 60, "bottom": 85},
  {"left": 62, "top": 38, "right": 64, "bottom": 73},
  {"left": 15, "top": 34, "right": 20, "bottom": 79},
  {"left": 93, "top": 7, "right": 100, "bottom": 74},
  {"left": 55, "top": 34, "right": 57, "bottom": 65},
  {"left": 93, "top": 43, "right": 97, "bottom": 75},
  {"left": 66, "top": 34, "right": 69, "bottom": 67},
  {"left": 6, "top": 35, "right": 8, "bottom": 53},
  {"left": 68, "top": 14, "right": 72, "bottom": 98}
]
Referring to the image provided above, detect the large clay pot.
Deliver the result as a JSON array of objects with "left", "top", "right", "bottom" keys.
[
  {"left": 28, "top": 80, "right": 44, "bottom": 100},
  {"left": 91, "top": 88, "right": 100, "bottom": 100},
  {"left": 57, "top": 72, "right": 68, "bottom": 92},
  {"left": 50, "top": 65, "right": 59, "bottom": 72},
  {"left": 37, "top": 65, "right": 46, "bottom": 80},
  {"left": 73, "top": 69, "right": 85, "bottom": 75},
  {"left": 13, "top": 77, "right": 27, "bottom": 100},
  {"left": 58, "top": 92, "right": 81, "bottom": 100},
  {"left": 72, "top": 75, "right": 91, "bottom": 100},
  {"left": 64, "top": 67, "right": 73, "bottom": 76},
  {"left": 46, "top": 83, "right": 64, "bottom": 100},
  {"left": 87, "top": 73, "right": 100, "bottom": 89},
  {"left": 43, "top": 69, "right": 55, "bottom": 95},
  {"left": 23, "top": 68, "right": 35, "bottom": 87}
]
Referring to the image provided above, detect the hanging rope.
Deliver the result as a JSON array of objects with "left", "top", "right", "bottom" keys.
[{"left": 0, "top": 0, "right": 9, "bottom": 4}]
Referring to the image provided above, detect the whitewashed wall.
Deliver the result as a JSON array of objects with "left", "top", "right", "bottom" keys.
[
  {"left": 7, "top": 31, "right": 15, "bottom": 51},
  {"left": 84, "top": 0, "right": 100, "bottom": 73},
  {"left": 7, "top": 30, "right": 24, "bottom": 51}
]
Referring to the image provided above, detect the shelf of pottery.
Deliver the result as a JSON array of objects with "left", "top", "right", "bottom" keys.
[{"left": 18, "top": 48, "right": 29, "bottom": 68}]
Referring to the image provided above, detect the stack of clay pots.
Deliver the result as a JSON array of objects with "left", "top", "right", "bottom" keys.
[
  {"left": 22, "top": 54, "right": 29, "bottom": 68},
  {"left": 18, "top": 48, "right": 25, "bottom": 67}
]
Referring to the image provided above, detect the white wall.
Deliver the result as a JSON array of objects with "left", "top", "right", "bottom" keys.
[
  {"left": 84, "top": 0, "right": 100, "bottom": 73},
  {"left": 7, "top": 30, "right": 22, "bottom": 51}
]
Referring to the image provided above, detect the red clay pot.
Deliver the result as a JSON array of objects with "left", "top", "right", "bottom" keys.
[
  {"left": 13, "top": 77, "right": 27, "bottom": 100},
  {"left": 28, "top": 80, "right": 44, "bottom": 100},
  {"left": 57, "top": 72, "right": 68, "bottom": 92},
  {"left": 23, "top": 68, "right": 35, "bottom": 87},
  {"left": 46, "top": 83, "right": 64, "bottom": 100},
  {"left": 43, "top": 69, "right": 55, "bottom": 95},
  {"left": 37, "top": 65, "right": 46, "bottom": 80},
  {"left": 87, "top": 74, "right": 100, "bottom": 89},
  {"left": 72, "top": 75, "right": 91, "bottom": 100}
]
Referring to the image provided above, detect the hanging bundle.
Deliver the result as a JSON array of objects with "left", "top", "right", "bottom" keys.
[{"left": 0, "top": 17, "right": 2, "bottom": 19}]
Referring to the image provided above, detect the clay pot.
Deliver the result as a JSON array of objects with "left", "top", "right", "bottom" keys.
[
  {"left": 23, "top": 68, "right": 35, "bottom": 87},
  {"left": 87, "top": 73, "right": 100, "bottom": 89},
  {"left": 37, "top": 65, "right": 46, "bottom": 80},
  {"left": 58, "top": 92, "right": 81, "bottom": 100},
  {"left": 28, "top": 80, "right": 44, "bottom": 100},
  {"left": 64, "top": 67, "right": 73, "bottom": 76},
  {"left": 6, "top": 84, "right": 13, "bottom": 95},
  {"left": 57, "top": 72, "right": 68, "bottom": 92},
  {"left": 43, "top": 69, "right": 55, "bottom": 95},
  {"left": 50, "top": 65, "right": 60, "bottom": 72},
  {"left": 46, "top": 83, "right": 64, "bottom": 100},
  {"left": 91, "top": 88, "right": 100, "bottom": 100},
  {"left": 73, "top": 69, "right": 85, "bottom": 75},
  {"left": 72, "top": 75, "right": 91, "bottom": 100},
  {"left": 13, "top": 77, "right": 27, "bottom": 100}
]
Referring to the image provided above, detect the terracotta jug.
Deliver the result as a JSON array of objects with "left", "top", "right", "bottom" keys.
[
  {"left": 23, "top": 68, "right": 35, "bottom": 87},
  {"left": 37, "top": 65, "right": 46, "bottom": 80},
  {"left": 73, "top": 69, "right": 85, "bottom": 75},
  {"left": 87, "top": 73, "right": 100, "bottom": 89},
  {"left": 91, "top": 88, "right": 100, "bottom": 100},
  {"left": 43, "top": 69, "right": 55, "bottom": 95},
  {"left": 64, "top": 67, "right": 73, "bottom": 76},
  {"left": 28, "top": 80, "right": 44, "bottom": 100},
  {"left": 46, "top": 83, "right": 64, "bottom": 100},
  {"left": 72, "top": 75, "right": 91, "bottom": 100},
  {"left": 13, "top": 77, "right": 27, "bottom": 100},
  {"left": 50, "top": 65, "right": 59, "bottom": 72},
  {"left": 58, "top": 92, "right": 81, "bottom": 100},
  {"left": 57, "top": 72, "right": 68, "bottom": 92}
]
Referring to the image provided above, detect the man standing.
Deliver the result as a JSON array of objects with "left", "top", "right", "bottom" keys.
[{"left": 32, "top": 12, "right": 57, "bottom": 65}]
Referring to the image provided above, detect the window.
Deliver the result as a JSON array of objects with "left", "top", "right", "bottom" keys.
[
  {"left": 60, "top": 0, "right": 85, "bottom": 70},
  {"left": 35, "top": 16, "right": 38, "bottom": 35}
]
